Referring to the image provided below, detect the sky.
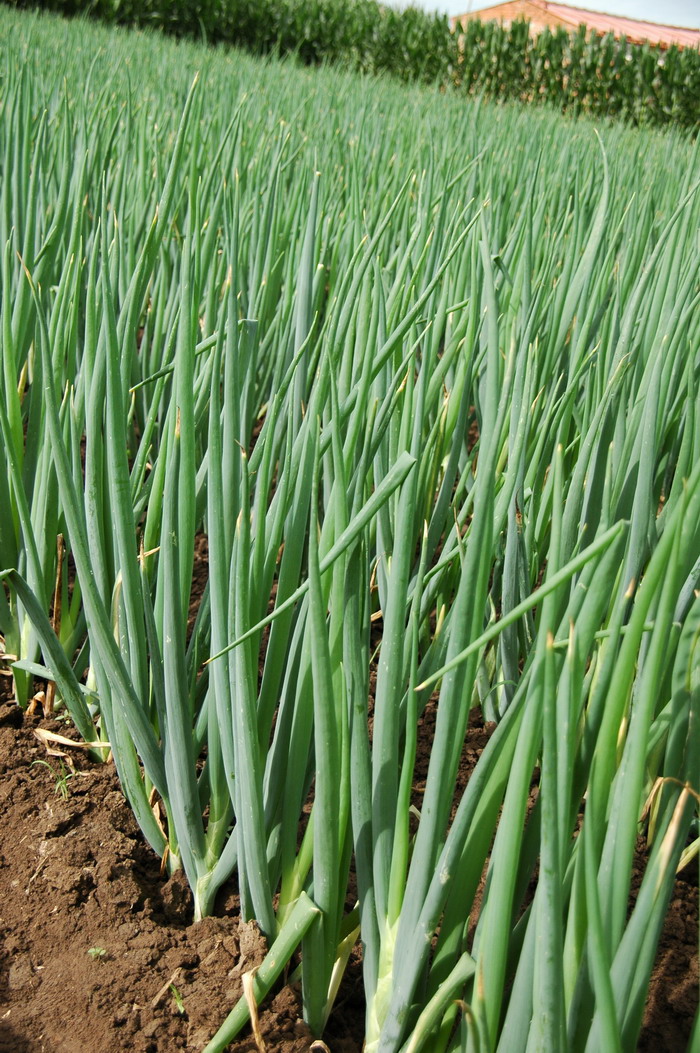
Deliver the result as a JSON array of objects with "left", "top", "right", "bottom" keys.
[{"left": 383, "top": 0, "right": 700, "bottom": 27}]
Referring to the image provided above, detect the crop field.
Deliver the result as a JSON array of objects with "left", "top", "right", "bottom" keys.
[
  {"left": 1, "top": 6, "right": 699, "bottom": 1052},
  {"left": 7, "top": 0, "right": 700, "bottom": 128}
]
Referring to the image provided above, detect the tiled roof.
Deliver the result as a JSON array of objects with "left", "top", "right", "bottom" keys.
[
  {"left": 456, "top": 1, "right": 700, "bottom": 48},
  {"left": 542, "top": 1, "right": 700, "bottom": 47}
]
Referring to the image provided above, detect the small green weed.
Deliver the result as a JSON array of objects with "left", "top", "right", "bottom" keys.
[
  {"left": 31, "top": 759, "right": 77, "bottom": 800},
  {"left": 170, "top": 984, "right": 186, "bottom": 1016}
]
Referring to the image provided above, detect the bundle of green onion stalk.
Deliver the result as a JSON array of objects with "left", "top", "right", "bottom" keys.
[{"left": 1, "top": 8, "right": 699, "bottom": 1051}]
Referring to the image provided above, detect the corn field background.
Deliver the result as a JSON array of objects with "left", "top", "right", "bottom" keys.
[
  {"left": 0, "top": 4, "right": 699, "bottom": 1051},
  {"left": 3, "top": 0, "right": 700, "bottom": 128}
]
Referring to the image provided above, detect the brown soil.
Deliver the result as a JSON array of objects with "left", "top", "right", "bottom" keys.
[
  {"left": 0, "top": 681, "right": 365, "bottom": 1053},
  {"left": 0, "top": 681, "right": 696, "bottom": 1052}
]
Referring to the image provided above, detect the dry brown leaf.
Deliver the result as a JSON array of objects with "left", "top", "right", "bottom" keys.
[
  {"left": 242, "top": 969, "right": 266, "bottom": 1052},
  {"left": 33, "top": 728, "right": 108, "bottom": 752}
]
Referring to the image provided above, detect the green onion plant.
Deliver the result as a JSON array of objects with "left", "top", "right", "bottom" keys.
[{"left": 2, "top": 8, "right": 699, "bottom": 1052}]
